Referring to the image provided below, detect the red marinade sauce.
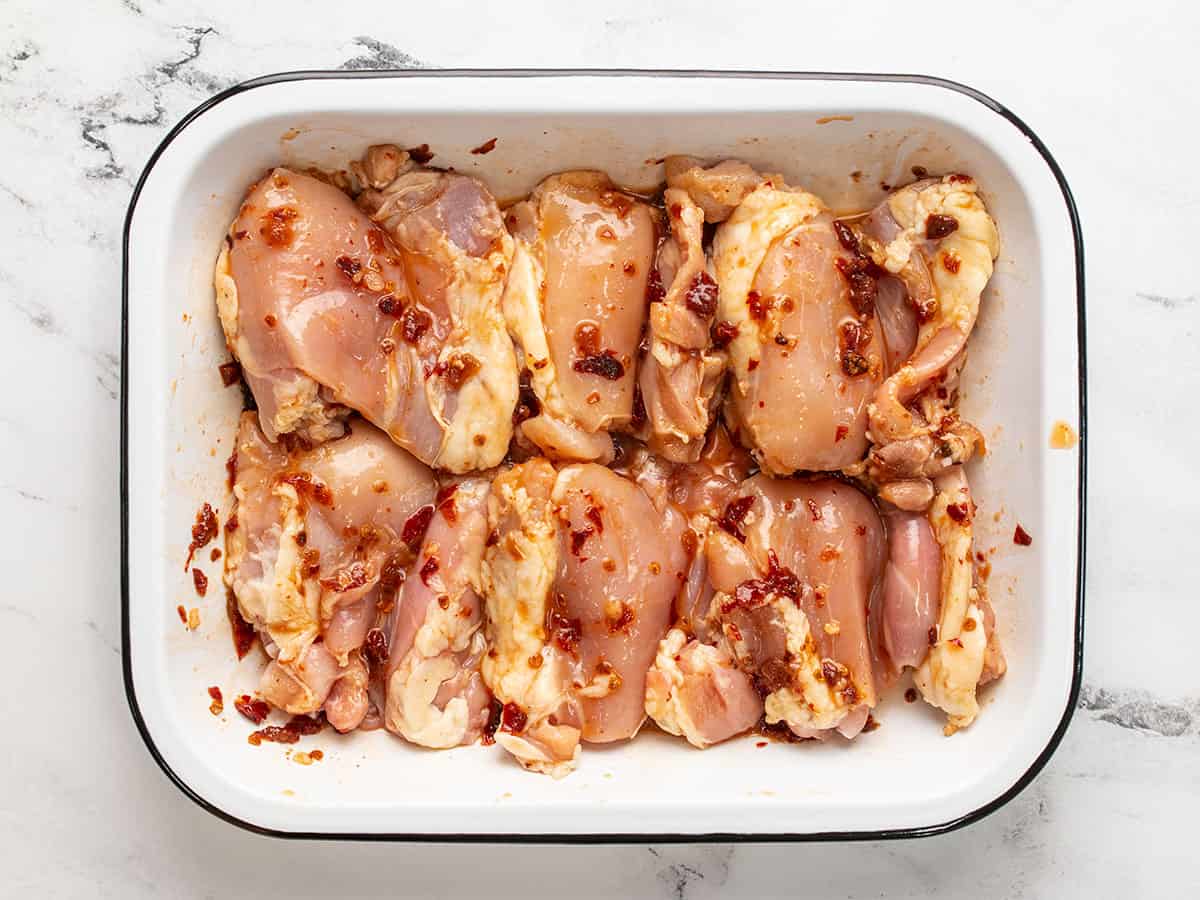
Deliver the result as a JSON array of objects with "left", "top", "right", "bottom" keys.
[
  {"left": 481, "top": 699, "right": 503, "bottom": 745},
  {"left": 192, "top": 568, "right": 208, "bottom": 597},
  {"left": 218, "top": 360, "right": 242, "bottom": 387},
  {"left": 684, "top": 271, "right": 719, "bottom": 318},
  {"left": 470, "top": 137, "right": 498, "bottom": 155},
  {"left": 234, "top": 694, "right": 270, "bottom": 725},
  {"left": 436, "top": 483, "right": 459, "bottom": 525},
  {"left": 1014, "top": 524, "right": 1033, "bottom": 546},
  {"left": 226, "top": 588, "right": 257, "bottom": 660},
  {"left": 572, "top": 351, "right": 625, "bottom": 380},
  {"left": 718, "top": 495, "right": 755, "bottom": 542},
  {"left": 401, "top": 505, "right": 435, "bottom": 551},
  {"left": 500, "top": 702, "right": 528, "bottom": 734},
  {"left": 185, "top": 503, "right": 219, "bottom": 569}
]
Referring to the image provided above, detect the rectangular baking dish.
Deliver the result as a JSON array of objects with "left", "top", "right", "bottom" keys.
[{"left": 122, "top": 70, "right": 1085, "bottom": 841}]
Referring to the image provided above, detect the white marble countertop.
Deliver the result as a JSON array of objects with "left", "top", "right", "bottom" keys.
[{"left": 2, "top": 0, "right": 1195, "bottom": 896}]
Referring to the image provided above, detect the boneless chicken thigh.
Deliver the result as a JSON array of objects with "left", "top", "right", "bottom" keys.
[
  {"left": 216, "top": 161, "right": 517, "bottom": 471},
  {"left": 479, "top": 459, "right": 686, "bottom": 772},
  {"left": 383, "top": 477, "right": 493, "bottom": 748},
  {"left": 636, "top": 188, "right": 727, "bottom": 462},
  {"left": 502, "top": 172, "right": 658, "bottom": 463},
  {"left": 225, "top": 412, "right": 437, "bottom": 731},
  {"left": 705, "top": 475, "right": 886, "bottom": 738},
  {"left": 851, "top": 175, "right": 1000, "bottom": 506},
  {"left": 697, "top": 167, "right": 885, "bottom": 474}
]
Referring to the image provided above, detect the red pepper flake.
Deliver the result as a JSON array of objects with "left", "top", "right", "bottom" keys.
[
  {"left": 584, "top": 504, "right": 604, "bottom": 534},
  {"left": 946, "top": 502, "right": 972, "bottom": 524},
  {"left": 644, "top": 264, "right": 665, "bottom": 303},
  {"left": 277, "top": 472, "right": 333, "bottom": 507},
  {"left": 723, "top": 550, "right": 802, "bottom": 614},
  {"left": 419, "top": 554, "right": 440, "bottom": 586},
  {"left": 319, "top": 560, "right": 369, "bottom": 593},
  {"left": 208, "top": 686, "right": 224, "bottom": 716},
  {"left": 436, "top": 483, "right": 459, "bottom": 524},
  {"left": 942, "top": 252, "right": 962, "bottom": 274},
  {"left": 806, "top": 498, "right": 822, "bottom": 521},
  {"left": 363, "top": 628, "right": 388, "bottom": 668},
  {"left": 218, "top": 360, "right": 242, "bottom": 387},
  {"left": 711, "top": 320, "right": 738, "bottom": 349},
  {"left": 684, "top": 271, "right": 719, "bottom": 318},
  {"left": 402, "top": 505, "right": 435, "bottom": 551},
  {"left": 259, "top": 206, "right": 297, "bottom": 247},
  {"left": 513, "top": 368, "right": 541, "bottom": 425},
  {"left": 226, "top": 588, "right": 257, "bottom": 659},
  {"left": 832, "top": 220, "right": 860, "bottom": 253},
  {"left": 747, "top": 358, "right": 760, "bottom": 372},
  {"left": 904, "top": 688, "right": 918, "bottom": 703},
  {"left": 470, "top": 137, "right": 498, "bottom": 155},
  {"left": 925, "top": 214, "right": 959, "bottom": 240},
  {"left": 547, "top": 591, "right": 582, "bottom": 656},
  {"left": 570, "top": 526, "right": 594, "bottom": 556},
  {"left": 235, "top": 694, "right": 270, "bottom": 725},
  {"left": 225, "top": 451, "right": 238, "bottom": 491},
  {"left": 482, "top": 699, "right": 503, "bottom": 745},
  {"left": 378, "top": 295, "right": 399, "bottom": 316},
  {"left": 310, "top": 750, "right": 324, "bottom": 761},
  {"left": 185, "top": 503, "right": 219, "bottom": 569},
  {"left": 500, "top": 702, "right": 528, "bottom": 734},
  {"left": 746, "top": 290, "right": 768, "bottom": 320},
  {"left": 407, "top": 144, "right": 434, "bottom": 164},
  {"left": 400, "top": 306, "right": 432, "bottom": 343},
  {"left": 834, "top": 425, "right": 849, "bottom": 443},
  {"left": 928, "top": 626, "right": 939, "bottom": 645},
  {"left": 192, "top": 567, "right": 208, "bottom": 597},
  {"left": 1014, "top": 524, "right": 1033, "bottom": 546},
  {"left": 210, "top": 547, "right": 221, "bottom": 562},
  {"left": 834, "top": 255, "right": 880, "bottom": 318},
  {"left": 718, "top": 495, "right": 755, "bottom": 542},
  {"left": 335, "top": 254, "right": 362, "bottom": 280},
  {"left": 756, "top": 740, "right": 768, "bottom": 748},
  {"left": 861, "top": 715, "right": 880, "bottom": 733},
  {"left": 573, "top": 351, "right": 625, "bottom": 380},
  {"left": 441, "top": 353, "right": 481, "bottom": 389}
]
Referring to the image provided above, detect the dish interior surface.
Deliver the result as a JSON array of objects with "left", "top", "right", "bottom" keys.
[{"left": 124, "top": 74, "right": 1082, "bottom": 837}]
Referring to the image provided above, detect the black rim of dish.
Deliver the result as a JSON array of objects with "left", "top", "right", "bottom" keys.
[{"left": 121, "top": 68, "right": 1087, "bottom": 843}]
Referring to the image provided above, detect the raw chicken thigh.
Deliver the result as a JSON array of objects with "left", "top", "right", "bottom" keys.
[
  {"left": 225, "top": 412, "right": 437, "bottom": 731},
  {"left": 636, "top": 187, "right": 727, "bottom": 462},
  {"left": 704, "top": 475, "right": 886, "bottom": 738},
  {"left": 479, "top": 460, "right": 685, "bottom": 773},
  {"left": 502, "top": 171, "right": 658, "bottom": 463},
  {"left": 216, "top": 158, "right": 517, "bottom": 472},
  {"left": 849, "top": 175, "right": 1000, "bottom": 508},
  {"left": 672, "top": 159, "right": 885, "bottom": 474},
  {"left": 383, "top": 477, "right": 493, "bottom": 748}
]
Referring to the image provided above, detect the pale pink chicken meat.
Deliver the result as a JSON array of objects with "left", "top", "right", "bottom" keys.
[
  {"left": 699, "top": 171, "right": 884, "bottom": 474},
  {"left": 636, "top": 188, "right": 727, "bottom": 462},
  {"left": 644, "top": 628, "right": 762, "bottom": 749},
  {"left": 502, "top": 171, "right": 659, "bottom": 463},
  {"left": 479, "top": 460, "right": 583, "bottom": 777},
  {"left": 383, "top": 477, "right": 492, "bottom": 748},
  {"left": 224, "top": 411, "right": 437, "bottom": 729},
  {"left": 216, "top": 162, "right": 517, "bottom": 471},
  {"left": 553, "top": 463, "right": 688, "bottom": 742},
  {"left": 874, "top": 506, "right": 942, "bottom": 677},
  {"left": 848, "top": 175, "right": 999, "bottom": 506},
  {"left": 704, "top": 475, "right": 886, "bottom": 738}
]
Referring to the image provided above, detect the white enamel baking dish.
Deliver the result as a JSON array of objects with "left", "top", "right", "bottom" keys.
[{"left": 122, "top": 71, "right": 1085, "bottom": 841}]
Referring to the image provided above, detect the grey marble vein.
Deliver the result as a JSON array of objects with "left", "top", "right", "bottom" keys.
[{"left": 339, "top": 36, "right": 426, "bottom": 70}]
